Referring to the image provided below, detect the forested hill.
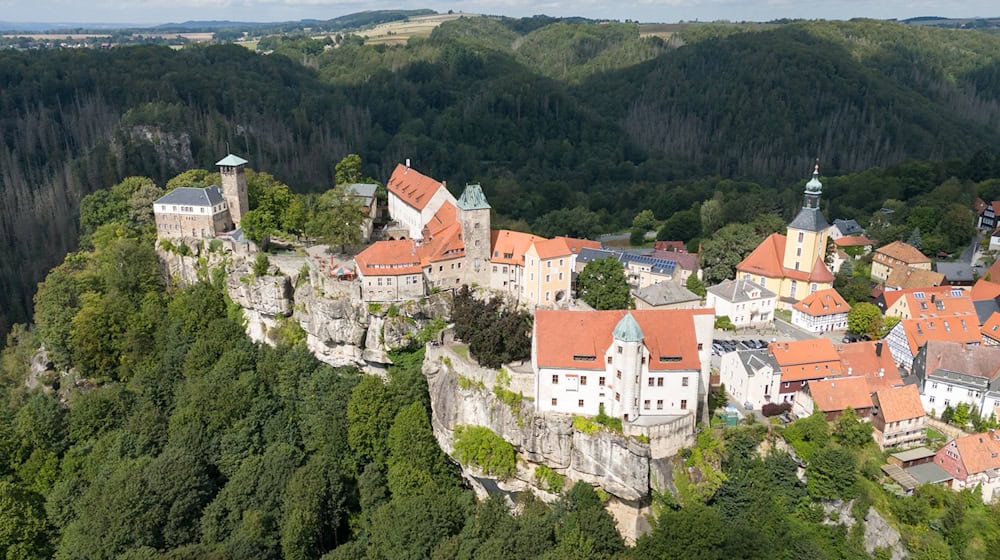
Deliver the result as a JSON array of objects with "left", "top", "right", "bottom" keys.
[{"left": 4, "top": 17, "right": 1000, "bottom": 336}]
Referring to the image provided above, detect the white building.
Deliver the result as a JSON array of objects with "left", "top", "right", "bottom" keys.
[
  {"left": 533, "top": 309, "right": 714, "bottom": 422},
  {"left": 385, "top": 162, "right": 456, "bottom": 240},
  {"left": 719, "top": 349, "right": 781, "bottom": 411},
  {"left": 913, "top": 340, "right": 1000, "bottom": 415},
  {"left": 705, "top": 278, "right": 777, "bottom": 327},
  {"left": 791, "top": 288, "right": 851, "bottom": 333}
]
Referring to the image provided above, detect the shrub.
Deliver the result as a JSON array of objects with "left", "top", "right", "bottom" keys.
[
  {"left": 762, "top": 402, "right": 792, "bottom": 417},
  {"left": 493, "top": 386, "right": 524, "bottom": 413},
  {"left": 368, "top": 302, "right": 383, "bottom": 314},
  {"left": 595, "top": 404, "right": 623, "bottom": 432},
  {"left": 252, "top": 252, "right": 270, "bottom": 276},
  {"left": 715, "top": 315, "right": 736, "bottom": 331},
  {"left": 573, "top": 415, "right": 600, "bottom": 434},
  {"left": 534, "top": 464, "right": 566, "bottom": 494},
  {"left": 453, "top": 425, "right": 517, "bottom": 479}
]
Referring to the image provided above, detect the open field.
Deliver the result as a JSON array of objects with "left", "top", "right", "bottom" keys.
[{"left": 353, "top": 13, "right": 479, "bottom": 45}]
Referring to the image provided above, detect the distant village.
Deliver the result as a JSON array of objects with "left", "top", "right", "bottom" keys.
[{"left": 153, "top": 155, "right": 1000, "bottom": 504}]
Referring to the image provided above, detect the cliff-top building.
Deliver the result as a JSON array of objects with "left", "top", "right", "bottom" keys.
[{"left": 154, "top": 153, "right": 249, "bottom": 240}]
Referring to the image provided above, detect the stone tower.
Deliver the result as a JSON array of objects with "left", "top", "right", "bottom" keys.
[
  {"left": 782, "top": 164, "right": 830, "bottom": 273},
  {"left": 610, "top": 312, "right": 644, "bottom": 422},
  {"left": 216, "top": 154, "right": 249, "bottom": 227},
  {"left": 457, "top": 184, "right": 492, "bottom": 287}
]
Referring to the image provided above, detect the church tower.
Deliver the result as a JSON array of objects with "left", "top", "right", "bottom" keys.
[
  {"left": 457, "top": 184, "right": 492, "bottom": 287},
  {"left": 782, "top": 165, "right": 830, "bottom": 273},
  {"left": 217, "top": 154, "right": 249, "bottom": 227}
]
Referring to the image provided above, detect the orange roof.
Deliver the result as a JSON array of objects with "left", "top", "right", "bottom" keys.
[
  {"left": 981, "top": 312, "right": 1000, "bottom": 343},
  {"left": 769, "top": 339, "right": 842, "bottom": 382},
  {"left": 555, "top": 236, "right": 601, "bottom": 254},
  {"left": 834, "top": 235, "right": 875, "bottom": 247},
  {"left": 883, "top": 285, "right": 955, "bottom": 311},
  {"left": 885, "top": 266, "right": 944, "bottom": 290},
  {"left": 837, "top": 341, "right": 901, "bottom": 391},
  {"left": 424, "top": 201, "right": 456, "bottom": 237},
  {"left": 943, "top": 430, "right": 1000, "bottom": 476},
  {"left": 873, "top": 385, "right": 924, "bottom": 423},
  {"left": 971, "top": 278, "right": 1000, "bottom": 301},
  {"left": 354, "top": 239, "right": 423, "bottom": 276},
  {"left": 736, "top": 232, "right": 835, "bottom": 284},
  {"left": 387, "top": 163, "right": 447, "bottom": 211},
  {"left": 898, "top": 313, "right": 981, "bottom": 355},
  {"left": 986, "top": 261, "right": 1000, "bottom": 284},
  {"left": 900, "top": 289, "right": 974, "bottom": 319},
  {"left": 534, "top": 309, "right": 712, "bottom": 372},
  {"left": 490, "top": 229, "right": 543, "bottom": 265},
  {"left": 420, "top": 222, "right": 464, "bottom": 265},
  {"left": 532, "top": 237, "right": 572, "bottom": 259},
  {"left": 793, "top": 288, "right": 851, "bottom": 317},
  {"left": 807, "top": 376, "right": 873, "bottom": 413},
  {"left": 875, "top": 241, "right": 930, "bottom": 265}
]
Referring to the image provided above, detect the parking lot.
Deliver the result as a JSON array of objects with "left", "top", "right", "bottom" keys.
[{"left": 711, "top": 338, "right": 770, "bottom": 356}]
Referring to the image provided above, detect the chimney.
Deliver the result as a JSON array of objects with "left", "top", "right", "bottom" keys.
[
  {"left": 405, "top": 158, "right": 411, "bottom": 168},
  {"left": 875, "top": 341, "right": 883, "bottom": 356}
]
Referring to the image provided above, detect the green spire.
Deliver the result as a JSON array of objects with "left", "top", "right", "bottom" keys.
[
  {"left": 612, "top": 312, "right": 643, "bottom": 342},
  {"left": 457, "top": 184, "right": 491, "bottom": 210}
]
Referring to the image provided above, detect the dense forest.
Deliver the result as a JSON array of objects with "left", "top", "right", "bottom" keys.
[
  {"left": 3, "top": 172, "right": 1000, "bottom": 559},
  {"left": 3, "top": 16, "right": 1000, "bottom": 336}
]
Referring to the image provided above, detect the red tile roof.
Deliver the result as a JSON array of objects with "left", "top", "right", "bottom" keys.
[
  {"left": 793, "top": 288, "right": 851, "bottom": 317},
  {"left": 885, "top": 266, "right": 944, "bottom": 290},
  {"left": 982, "top": 312, "right": 1000, "bottom": 343},
  {"left": 532, "top": 237, "right": 572, "bottom": 259},
  {"left": 883, "top": 285, "right": 955, "bottom": 311},
  {"left": 873, "top": 385, "right": 925, "bottom": 423},
  {"left": 897, "top": 314, "right": 981, "bottom": 356},
  {"left": 769, "top": 339, "right": 842, "bottom": 382},
  {"left": 387, "top": 163, "right": 447, "bottom": 211},
  {"left": 736, "top": 232, "right": 834, "bottom": 284},
  {"left": 354, "top": 239, "right": 423, "bottom": 276},
  {"left": 837, "top": 341, "right": 901, "bottom": 391},
  {"left": 834, "top": 235, "right": 876, "bottom": 247},
  {"left": 490, "top": 230, "right": 543, "bottom": 265},
  {"left": 654, "top": 240, "right": 686, "bottom": 252},
  {"left": 555, "top": 236, "right": 601, "bottom": 255},
  {"left": 987, "top": 261, "right": 1000, "bottom": 284},
  {"left": 875, "top": 241, "right": 930, "bottom": 265},
  {"left": 534, "top": 309, "right": 712, "bottom": 372},
  {"left": 899, "top": 289, "right": 974, "bottom": 319},
  {"left": 971, "top": 278, "right": 1000, "bottom": 301},
  {"left": 807, "top": 376, "right": 873, "bottom": 413},
  {"left": 940, "top": 430, "right": 1000, "bottom": 477}
]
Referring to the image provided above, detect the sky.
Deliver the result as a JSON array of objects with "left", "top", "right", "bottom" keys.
[{"left": 0, "top": 0, "right": 998, "bottom": 25}]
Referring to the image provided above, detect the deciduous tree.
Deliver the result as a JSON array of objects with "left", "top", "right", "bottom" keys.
[{"left": 577, "top": 257, "right": 631, "bottom": 310}]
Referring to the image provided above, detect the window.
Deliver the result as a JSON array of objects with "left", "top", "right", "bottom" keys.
[
  {"left": 439, "top": 266, "right": 443, "bottom": 272},
  {"left": 648, "top": 378, "right": 655, "bottom": 387},
  {"left": 784, "top": 382, "right": 790, "bottom": 388},
  {"left": 578, "top": 376, "right": 588, "bottom": 386},
  {"left": 810, "top": 283, "right": 817, "bottom": 294},
  {"left": 656, "top": 400, "right": 664, "bottom": 410},
  {"left": 545, "top": 291, "right": 551, "bottom": 301},
  {"left": 615, "top": 392, "right": 620, "bottom": 401},
  {"left": 682, "top": 377, "right": 689, "bottom": 387},
  {"left": 657, "top": 378, "right": 664, "bottom": 387},
  {"left": 616, "top": 371, "right": 622, "bottom": 380},
  {"left": 641, "top": 356, "right": 646, "bottom": 365},
  {"left": 944, "top": 399, "right": 950, "bottom": 406},
  {"left": 798, "top": 231, "right": 804, "bottom": 242},
  {"left": 559, "top": 272, "right": 564, "bottom": 280},
  {"left": 547, "top": 260, "right": 552, "bottom": 268},
  {"left": 790, "top": 281, "right": 797, "bottom": 298},
  {"left": 560, "top": 258, "right": 564, "bottom": 266},
  {"left": 946, "top": 386, "right": 952, "bottom": 392},
  {"left": 599, "top": 376, "right": 606, "bottom": 386},
  {"left": 552, "top": 375, "right": 559, "bottom": 384},
  {"left": 796, "top": 247, "right": 802, "bottom": 256},
  {"left": 551, "top": 398, "right": 558, "bottom": 406},
  {"left": 697, "top": 343, "right": 703, "bottom": 351},
  {"left": 607, "top": 356, "right": 612, "bottom": 364},
  {"left": 545, "top": 274, "right": 550, "bottom": 282},
  {"left": 578, "top": 399, "right": 584, "bottom": 408},
  {"left": 617, "top": 346, "right": 623, "bottom": 354},
  {"left": 386, "top": 278, "right": 392, "bottom": 285},
  {"left": 681, "top": 400, "right": 688, "bottom": 410},
  {"left": 644, "top": 400, "right": 650, "bottom": 410}
]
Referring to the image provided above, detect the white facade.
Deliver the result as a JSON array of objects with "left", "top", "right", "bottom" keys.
[
  {"left": 791, "top": 308, "right": 848, "bottom": 333},
  {"left": 705, "top": 281, "right": 776, "bottom": 327},
  {"left": 719, "top": 350, "right": 781, "bottom": 410},
  {"left": 920, "top": 378, "right": 1000, "bottom": 417},
  {"left": 154, "top": 202, "right": 228, "bottom": 216},
  {"left": 387, "top": 187, "right": 455, "bottom": 240}
]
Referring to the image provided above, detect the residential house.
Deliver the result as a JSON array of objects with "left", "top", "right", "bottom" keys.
[
  {"left": 532, "top": 309, "right": 714, "bottom": 423},
  {"left": 489, "top": 229, "right": 543, "bottom": 301},
  {"left": 886, "top": 300, "right": 981, "bottom": 370},
  {"left": 935, "top": 430, "right": 1000, "bottom": 503},
  {"left": 830, "top": 218, "right": 865, "bottom": 240},
  {"left": 883, "top": 286, "right": 969, "bottom": 320},
  {"left": 651, "top": 248, "right": 701, "bottom": 283},
  {"left": 634, "top": 282, "right": 702, "bottom": 310},
  {"left": 576, "top": 247, "right": 681, "bottom": 288},
  {"left": 885, "top": 266, "right": 945, "bottom": 291},
  {"left": 913, "top": 341, "right": 1000, "bottom": 415},
  {"left": 385, "top": 162, "right": 455, "bottom": 240},
  {"left": 791, "top": 288, "right": 851, "bottom": 332},
  {"left": 935, "top": 262, "right": 983, "bottom": 287},
  {"left": 871, "top": 241, "right": 931, "bottom": 283},
  {"left": 983, "top": 313, "right": 1000, "bottom": 346},
  {"left": 705, "top": 279, "right": 777, "bottom": 327},
  {"left": 871, "top": 385, "right": 926, "bottom": 449},
  {"left": 795, "top": 376, "right": 873, "bottom": 420},
  {"left": 154, "top": 154, "right": 248, "bottom": 240},
  {"left": 990, "top": 229, "right": 1000, "bottom": 252},
  {"left": 654, "top": 240, "right": 686, "bottom": 252},
  {"left": 523, "top": 238, "right": 576, "bottom": 307},
  {"left": 770, "top": 338, "right": 843, "bottom": 403},
  {"left": 977, "top": 200, "right": 1000, "bottom": 230},
  {"left": 719, "top": 349, "right": 781, "bottom": 411},
  {"left": 736, "top": 167, "right": 835, "bottom": 307},
  {"left": 834, "top": 235, "right": 875, "bottom": 256},
  {"left": 838, "top": 340, "right": 903, "bottom": 391}
]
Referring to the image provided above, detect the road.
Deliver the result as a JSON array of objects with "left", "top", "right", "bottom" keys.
[{"left": 959, "top": 231, "right": 982, "bottom": 264}]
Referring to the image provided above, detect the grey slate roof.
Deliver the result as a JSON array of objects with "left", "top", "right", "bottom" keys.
[
  {"left": 934, "top": 261, "right": 981, "bottom": 283},
  {"left": 345, "top": 183, "right": 378, "bottom": 207},
  {"left": 906, "top": 463, "right": 954, "bottom": 485},
  {"left": 788, "top": 207, "right": 830, "bottom": 232},
  {"left": 633, "top": 282, "right": 701, "bottom": 307},
  {"left": 974, "top": 298, "right": 1000, "bottom": 325},
  {"left": 706, "top": 278, "right": 776, "bottom": 303},
  {"left": 833, "top": 219, "right": 864, "bottom": 236},
  {"left": 155, "top": 186, "right": 225, "bottom": 208},
  {"left": 216, "top": 154, "right": 248, "bottom": 167},
  {"left": 737, "top": 349, "right": 779, "bottom": 376},
  {"left": 577, "top": 248, "right": 622, "bottom": 266}
]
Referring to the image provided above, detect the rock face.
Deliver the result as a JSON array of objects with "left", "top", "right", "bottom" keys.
[
  {"left": 864, "top": 507, "right": 907, "bottom": 560},
  {"left": 422, "top": 347, "right": 650, "bottom": 502}
]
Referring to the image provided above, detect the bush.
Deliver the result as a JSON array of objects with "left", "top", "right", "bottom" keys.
[
  {"left": 715, "top": 315, "right": 736, "bottom": 331},
  {"left": 252, "top": 252, "right": 270, "bottom": 276},
  {"left": 573, "top": 415, "right": 600, "bottom": 434},
  {"left": 762, "top": 402, "right": 792, "bottom": 417},
  {"left": 534, "top": 464, "right": 566, "bottom": 494},
  {"left": 595, "top": 404, "right": 623, "bottom": 432},
  {"left": 453, "top": 425, "right": 517, "bottom": 479}
]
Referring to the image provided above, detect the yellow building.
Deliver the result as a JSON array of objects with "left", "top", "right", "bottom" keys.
[{"left": 736, "top": 166, "right": 834, "bottom": 307}]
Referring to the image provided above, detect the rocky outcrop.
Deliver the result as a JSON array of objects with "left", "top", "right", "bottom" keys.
[
  {"left": 127, "top": 125, "right": 194, "bottom": 172},
  {"left": 228, "top": 271, "right": 293, "bottom": 318},
  {"left": 864, "top": 507, "right": 907, "bottom": 560}
]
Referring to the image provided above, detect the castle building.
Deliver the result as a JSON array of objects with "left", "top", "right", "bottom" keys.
[
  {"left": 532, "top": 309, "right": 714, "bottom": 422},
  {"left": 154, "top": 153, "right": 249, "bottom": 239},
  {"left": 386, "top": 162, "right": 455, "bottom": 240},
  {"left": 736, "top": 166, "right": 834, "bottom": 307}
]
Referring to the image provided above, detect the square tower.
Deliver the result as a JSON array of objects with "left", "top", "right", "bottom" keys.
[
  {"left": 456, "top": 184, "right": 492, "bottom": 287},
  {"left": 216, "top": 154, "right": 249, "bottom": 227}
]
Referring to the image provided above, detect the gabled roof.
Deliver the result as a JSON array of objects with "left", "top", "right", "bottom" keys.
[
  {"left": 576, "top": 247, "right": 623, "bottom": 266},
  {"left": 834, "top": 235, "right": 875, "bottom": 247},
  {"left": 652, "top": 249, "right": 699, "bottom": 272},
  {"left": 531, "top": 238, "right": 572, "bottom": 260},
  {"left": 707, "top": 278, "right": 776, "bottom": 303},
  {"left": 736, "top": 232, "right": 835, "bottom": 284},
  {"left": 354, "top": 239, "right": 423, "bottom": 276},
  {"left": 654, "top": 240, "right": 686, "bottom": 252},
  {"left": 807, "top": 376, "right": 872, "bottom": 413},
  {"left": 634, "top": 282, "right": 701, "bottom": 307},
  {"left": 346, "top": 183, "right": 378, "bottom": 207},
  {"left": 934, "top": 261, "right": 981, "bottom": 283},
  {"left": 534, "top": 309, "right": 712, "bottom": 371},
  {"left": 875, "top": 241, "right": 930, "bottom": 265},
  {"left": 554, "top": 236, "right": 601, "bottom": 255},
  {"left": 986, "top": 261, "right": 1000, "bottom": 284},
  {"left": 974, "top": 198, "right": 988, "bottom": 215},
  {"left": 873, "top": 384, "right": 924, "bottom": 423},
  {"left": 971, "top": 279, "right": 1000, "bottom": 301},
  {"left": 886, "top": 266, "right": 945, "bottom": 290},
  {"left": 899, "top": 289, "right": 975, "bottom": 319},
  {"left": 155, "top": 186, "right": 225, "bottom": 208},
  {"left": 490, "top": 230, "right": 544, "bottom": 265},
  {"left": 923, "top": 340, "right": 1000, "bottom": 380},
  {"left": 883, "top": 285, "right": 955, "bottom": 312},
  {"left": 897, "top": 315, "right": 982, "bottom": 356},
  {"left": 837, "top": 341, "right": 901, "bottom": 391},
  {"left": 793, "top": 288, "right": 850, "bottom": 317},
  {"left": 833, "top": 219, "right": 864, "bottom": 236},
  {"left": 215, "top": 153, "right": 248, "bottom": 167},
  {"left": 940, "top": 430, "right": 1000, "bottom": 477},
  {"left": 387, "top": 164, "right": 447, "bottom": 211},
  {"left": 982, "top": 312, "right": 1000, "bottom": 343},
  {"left": 769, "top": 338, "right": 842, "bottom": 382}
]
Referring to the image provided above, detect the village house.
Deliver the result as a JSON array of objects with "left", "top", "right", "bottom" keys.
[
  {"left": 576, "top": 247, "right": 681, "bottom": 289},
  {"left": 871, "top": 240, "right": 931, "bottom": 284},
  {"left": 633, "top": 282, "right": 702, "bottom": 310},
  {"left": 704, "top": 278, "right": 777, "bottom": 327},
  {"left": 794, "top": 376, "right": 874, "bottom": 420},
  {"left": 935, "top": 430, "right": 1000, "bottom": 503},
  {"left": 881, "top": 286, "right": 968, "bottom": 320},
  {"left": 736, "top": 166, "right": 835, "bottom": 307},
  {"left": 532, "top": 309, "right": 714, "bottom": 423},
  {"left": 837, "top": 340, "right": 902, "bottom": 391},
  {"left": 935, "top": 262, "right": 983, "bottom": 287},
  {"left": 886, "top": 306, "right": 981, "bottom": 371},
  {"left": 770, "top": 338, "right": 843, "bottom": 404},
  {"left": 154, "top": 153, "right": 249, "bottom": 240},
  {"left": 650, "top": 248, "right": 701, "bottom": 283},
  {"left": 885, "top": 266, "right": 946, "bottom": 292},
  {"left": 871, "top": 384, "right": 926, "bottom": 449},
  {"left": 913, "top": 341, "right": 1000, "bottom": 416},
  {"left": 976, "top": 199, "right": 1000, "bottom": 230},
  {"left": 833, "top": 235, "right": 875, "bottom": 255},
  {"left": 719, "top": 348, "right": 781, "bottom": 411},
  {"left": 791, "top": 288, "right": 850, "bottom": 333},
  {"left": 830, "top": 218, "right": 865, "bottom": 240},
  {"left": 384, "top": 162, "right": 455, "bottom": 241}
]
